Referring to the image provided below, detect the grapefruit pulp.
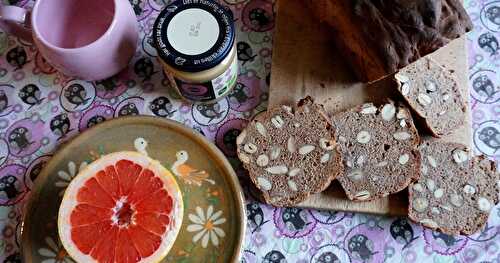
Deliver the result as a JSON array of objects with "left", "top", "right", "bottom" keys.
[{"left": 58, "top": 151, "right": 183, "bottom": 263}]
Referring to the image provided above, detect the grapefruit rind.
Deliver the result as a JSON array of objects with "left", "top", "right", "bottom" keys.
[{"left": 58, "top": 151, "right": 183, "bottom": 263}]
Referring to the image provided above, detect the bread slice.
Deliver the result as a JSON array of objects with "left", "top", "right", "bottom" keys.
[
  {"left": 308, "top": 0, "right": 473, "bottom": 82},
  {"left": 236, "top": 97, "right": 343, "bottom": 206},
  {"left": 409, "top": 140, "right": 500, "bottom": 235},
  {"left": 394, "top": 57, "right": 467, "bottom": 137},
  {"left": 332, "top": 101, "right": 421, "bottom": 201}
]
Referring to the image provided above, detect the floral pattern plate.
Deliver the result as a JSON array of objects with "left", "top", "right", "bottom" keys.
[{"left": 20, "top": 116, "right": 246, "bottom": 263}]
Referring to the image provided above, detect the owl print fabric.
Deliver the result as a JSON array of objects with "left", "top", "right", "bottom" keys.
[{"left": 0, "top": 0, "right": 499, "bottom": 262}]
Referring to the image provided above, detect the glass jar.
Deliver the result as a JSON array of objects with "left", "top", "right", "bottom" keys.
[{"left": 153, "top": 0, "right": 238, "bottom": 104}]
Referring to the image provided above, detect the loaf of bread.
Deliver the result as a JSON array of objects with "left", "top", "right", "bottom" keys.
[
  {"left": 394, "top": 57, "right": 467, "bottom": 137},
  {"left": 409, "top": 140, "right": 500, "bottom": 235},
  {"left": 236, "top": 97, "right": 343, "bottom": 206},
  {"left": 308, "top": 0, "right": 473, "bottom": 82},
  {"left": 332, "top": 102, "right": 421, "bottom": 201}
]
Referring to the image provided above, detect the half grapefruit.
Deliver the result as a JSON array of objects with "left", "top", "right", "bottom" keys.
[{"left": 58, "top": 151, "right": 183, "bottom": 263}]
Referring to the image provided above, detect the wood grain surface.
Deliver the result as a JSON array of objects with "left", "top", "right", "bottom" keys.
[{"left": 268, "top": 0, "right": 471, "bottom": 215}]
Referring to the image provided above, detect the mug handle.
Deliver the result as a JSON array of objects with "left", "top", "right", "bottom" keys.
[{"left": 0, "top": 5, "right": 33, "bottom": 42}]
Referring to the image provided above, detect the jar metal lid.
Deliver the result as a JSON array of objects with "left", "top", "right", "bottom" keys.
[{"left": 153, "top": 0, "right": 235, "bottom": 73}]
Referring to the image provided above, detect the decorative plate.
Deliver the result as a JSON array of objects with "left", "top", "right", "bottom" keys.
[{"left": 21, "top": 116, "right": 246, "bottom": 262}]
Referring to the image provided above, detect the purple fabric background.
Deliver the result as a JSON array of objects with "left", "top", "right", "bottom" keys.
[{"left": 0, "top": 0, "right": 499, "bottom": 262}]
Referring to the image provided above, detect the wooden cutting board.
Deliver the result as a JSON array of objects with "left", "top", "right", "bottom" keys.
[{"left": 268, "top": 0, "right": 471, "bottom": 216}]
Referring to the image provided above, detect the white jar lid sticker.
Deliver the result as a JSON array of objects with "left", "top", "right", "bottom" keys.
[{"left": 166, "top": 8, "right": 220, "bottom": 56}]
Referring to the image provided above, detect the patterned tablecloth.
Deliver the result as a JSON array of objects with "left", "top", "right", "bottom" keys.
[{"left": 0, "top": 0, "right": 499, "bottom": 262}]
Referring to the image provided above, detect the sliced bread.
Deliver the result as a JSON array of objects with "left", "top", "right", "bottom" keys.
[
  {"left": 394, "top": 57, "right": 467, "bottom": 137},
  {"left": 332, "top": 101, "right": 421, "bottom": 201},
  {"left": 236, "top": 97, "right": 343, "bottom": 206},
  {"left": 409, "top": 140, "right": 500, "bottom": 235}
]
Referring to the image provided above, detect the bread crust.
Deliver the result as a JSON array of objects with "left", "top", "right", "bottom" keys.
[{"left": 308, "top": 0, "right": 473, "bottom": 82}]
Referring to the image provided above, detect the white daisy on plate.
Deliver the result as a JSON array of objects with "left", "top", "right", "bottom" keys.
[
  {"left": 38, "top": 236, "right": 75, "bottom": 263},
  {"left": 55, "top": 161, "right": 88, "bottom": 196},
  {"left": 187, "top": 205, "right": 226, "bottom": 248}
]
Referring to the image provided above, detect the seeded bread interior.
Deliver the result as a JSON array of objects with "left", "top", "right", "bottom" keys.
[
  {"left": 236, "top": 97, "right": 343, "bottom": 207},
  {"left": 409, "top": 140, "right": 500, "bottom": 235},
  {"left": 394, "top": 57, "right": 467, "bottom": 137},
  {"left": 332, "top": 101, "right": 421, "bottom": 201}
]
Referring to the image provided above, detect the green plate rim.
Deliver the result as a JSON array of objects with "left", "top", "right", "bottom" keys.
[{"left": 20, "top": 115, "right": 247, "bottom": 262}]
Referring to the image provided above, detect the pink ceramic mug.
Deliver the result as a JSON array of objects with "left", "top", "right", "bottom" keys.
[{"left": 0, "top": 0, "right": 138, "bottom": 81}]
